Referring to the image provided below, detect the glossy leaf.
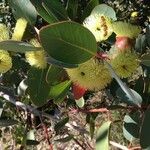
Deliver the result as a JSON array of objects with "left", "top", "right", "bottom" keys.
[
  {"left": 49, "top": 80, "right": 71, "bottom": 104},
  {"left": 140, "top": 108, "right": 150, "bottom": 149},
  {"left": 8, "top": 0, "right": 37, "bottom": 24},
  {"left": 82, "top": 0, "right": 99, "bottom": 21},
  {"left": 0, "top": 118, "right": 18, "bottom": 127},
  {"left": 66, "top": 0, "right": 78, "bottom": 20},
  {"left": 40, "top": 21, "right": 97, "bottom": 64},
  {"left": 91, "top": 4, "right": 117, "bottom": 20},
  {"left": 96, "top": 121, "right": 111, "bottom": 150},
  {"left": 27, "top": 68, "right": 51, "bottom": 106},
  {"left": 54, "top": 117, "right": 69, "bottom": 133},
  {"left": 0, "top": 40, "right": 41, "bottom": 53},
  {"left": 31, "top": 0, "right": 68, "bottom": 23},
  {"left": 123, "top": 112, "right": 141, "bottom": 142},
  {"left": 141, "top": 53, "right": 150, "bottom": 67}
]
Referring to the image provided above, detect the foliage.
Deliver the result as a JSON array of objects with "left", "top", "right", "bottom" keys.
[{"left": 0, "top": 0, "right": 150, "bottom": 149}]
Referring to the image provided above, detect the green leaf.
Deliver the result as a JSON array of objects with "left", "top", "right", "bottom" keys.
[
  {"left": 30, "top": 0, "right": 68, "bottom": 23},
  {"left": 123, "top": 112, "right": 141, "bottom": 142},
  {"left": 141, "top": 53, "right": 150, "bottom": 67},
  {"left": 140, "top": 108, "right": 150, "bottom": 149},
  {"left": 46, "top": 65, "right": 64, "bottom": 85},
  {"left": 91, "top": 4, "right": 117, "bottom": 20},
  {"left": 75, "top": 97, "right": 85, "bottom": 108},
  {"left": 81, "top": 0, "right": 99, "bottom": 21},
  {"left": 49, "top": 80, "right": 71, "bottom": 104},
  {"left": 55, "top": 135, "right": 73, "bottom": 143},
  {"left": 30, "top": 0, "right": 56, "bottom": 23},
  {"left": 66, "top": 0, "right": 78, "bottom": 20},
  {"left": 0, "top": 118, "right": 18, "bottom": 127},
  {"left": 54, "top": 117, "right": 69, "bottom": 133},
  {"left": 116, "top": 88, "right": 142, "bottom": 106},
  {"left": 27, "top": 68, "right": 51, "bottom": 106},
  {"left": 0, "top": 40, "right": 41, "bottom": 53},
  {"left": 40, "top": 21, "right": 97, "bottom": 64},
  {"left": 8, "top": 0, "right": 37, "bottom": 25},
  {"left": 96, "top": 121, "right": 111, "bottom": 150},
  {"left": 47, "top": 57, "right": 78, "bottom": 68}
]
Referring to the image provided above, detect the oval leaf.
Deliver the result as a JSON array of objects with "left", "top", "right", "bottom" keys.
[
  {"left": 140, "top": 108, "right": 150, "bottom": 149},
  {"left": 0, "top": 40, "right": 41, "bottom": 53},
  {"left": 96, "top": 121, "right": 111, "bottom": 150},
  {"left": 40, "top": 21, "right": 97, "bottom": 64},
  {"left": 91, "top": 4, "right": 117, "bottom": 20}
]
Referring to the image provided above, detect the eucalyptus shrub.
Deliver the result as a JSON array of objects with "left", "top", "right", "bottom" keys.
[{"left": 0, "top": 0, "right": 150, "bottom": 149}]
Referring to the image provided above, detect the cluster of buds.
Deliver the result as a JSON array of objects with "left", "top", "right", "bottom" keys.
[{"left": 66, "top": 11, "right": 141, "bottom": 100}]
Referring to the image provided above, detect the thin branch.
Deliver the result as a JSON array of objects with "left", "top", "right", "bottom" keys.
[
  {"left": 110, "top": 141, "right": 128, "bottom": 150},
  {"left": 70, "top": 108, "right": 109, "bottom": 113}
]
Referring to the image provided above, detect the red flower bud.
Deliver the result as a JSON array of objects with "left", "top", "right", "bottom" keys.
[
  {"left": 115, "top": 36, "right": 134, "bottom": 51},
  {"left": 72, "top": 84, "right": 87, "bottom": 100}
]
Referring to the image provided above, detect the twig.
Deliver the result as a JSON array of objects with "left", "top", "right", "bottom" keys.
[
  {"left": 110, "top": 141, "right": 129, "bottom": 150},
  {"left": 0, "top": 88, "right": 57, "bottom": 122},
  {"left": 70, "top": 108, "right": 109, "bottom": 113},
  {"left": 39, "top": 116, "right": 53, "bottom": 150}
]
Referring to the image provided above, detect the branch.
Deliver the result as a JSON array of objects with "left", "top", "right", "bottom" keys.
[{"left": 110, "top": 141, "right": 128, "bottom": 150}]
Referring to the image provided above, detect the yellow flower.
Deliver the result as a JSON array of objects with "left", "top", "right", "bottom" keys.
[
  {"left": 12, "top": 18, "right": 28, "bottom": 41},
  {"left": 0, "top": 24, "right": 9, "bottom": 41},
  {"left": 131, "top": 12, "right": 138, "bottom": 18},
  {"left": 109, "top": 51, "right": 139, "bottom": 78},
  {"left": 83, "top": 14, "right": 113, "bottom": 42},
  {"left": 66, "top": 58, "right": 112, "bottom": 91},
  {"left": 112, "top": 21, "right": 141, "bottom": 39},
  {"left": 0, "top": 50, "right": 12, "bottom": 73},
  {"left": 25, "top": 39, "right": 47, "bottom": 69}
]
